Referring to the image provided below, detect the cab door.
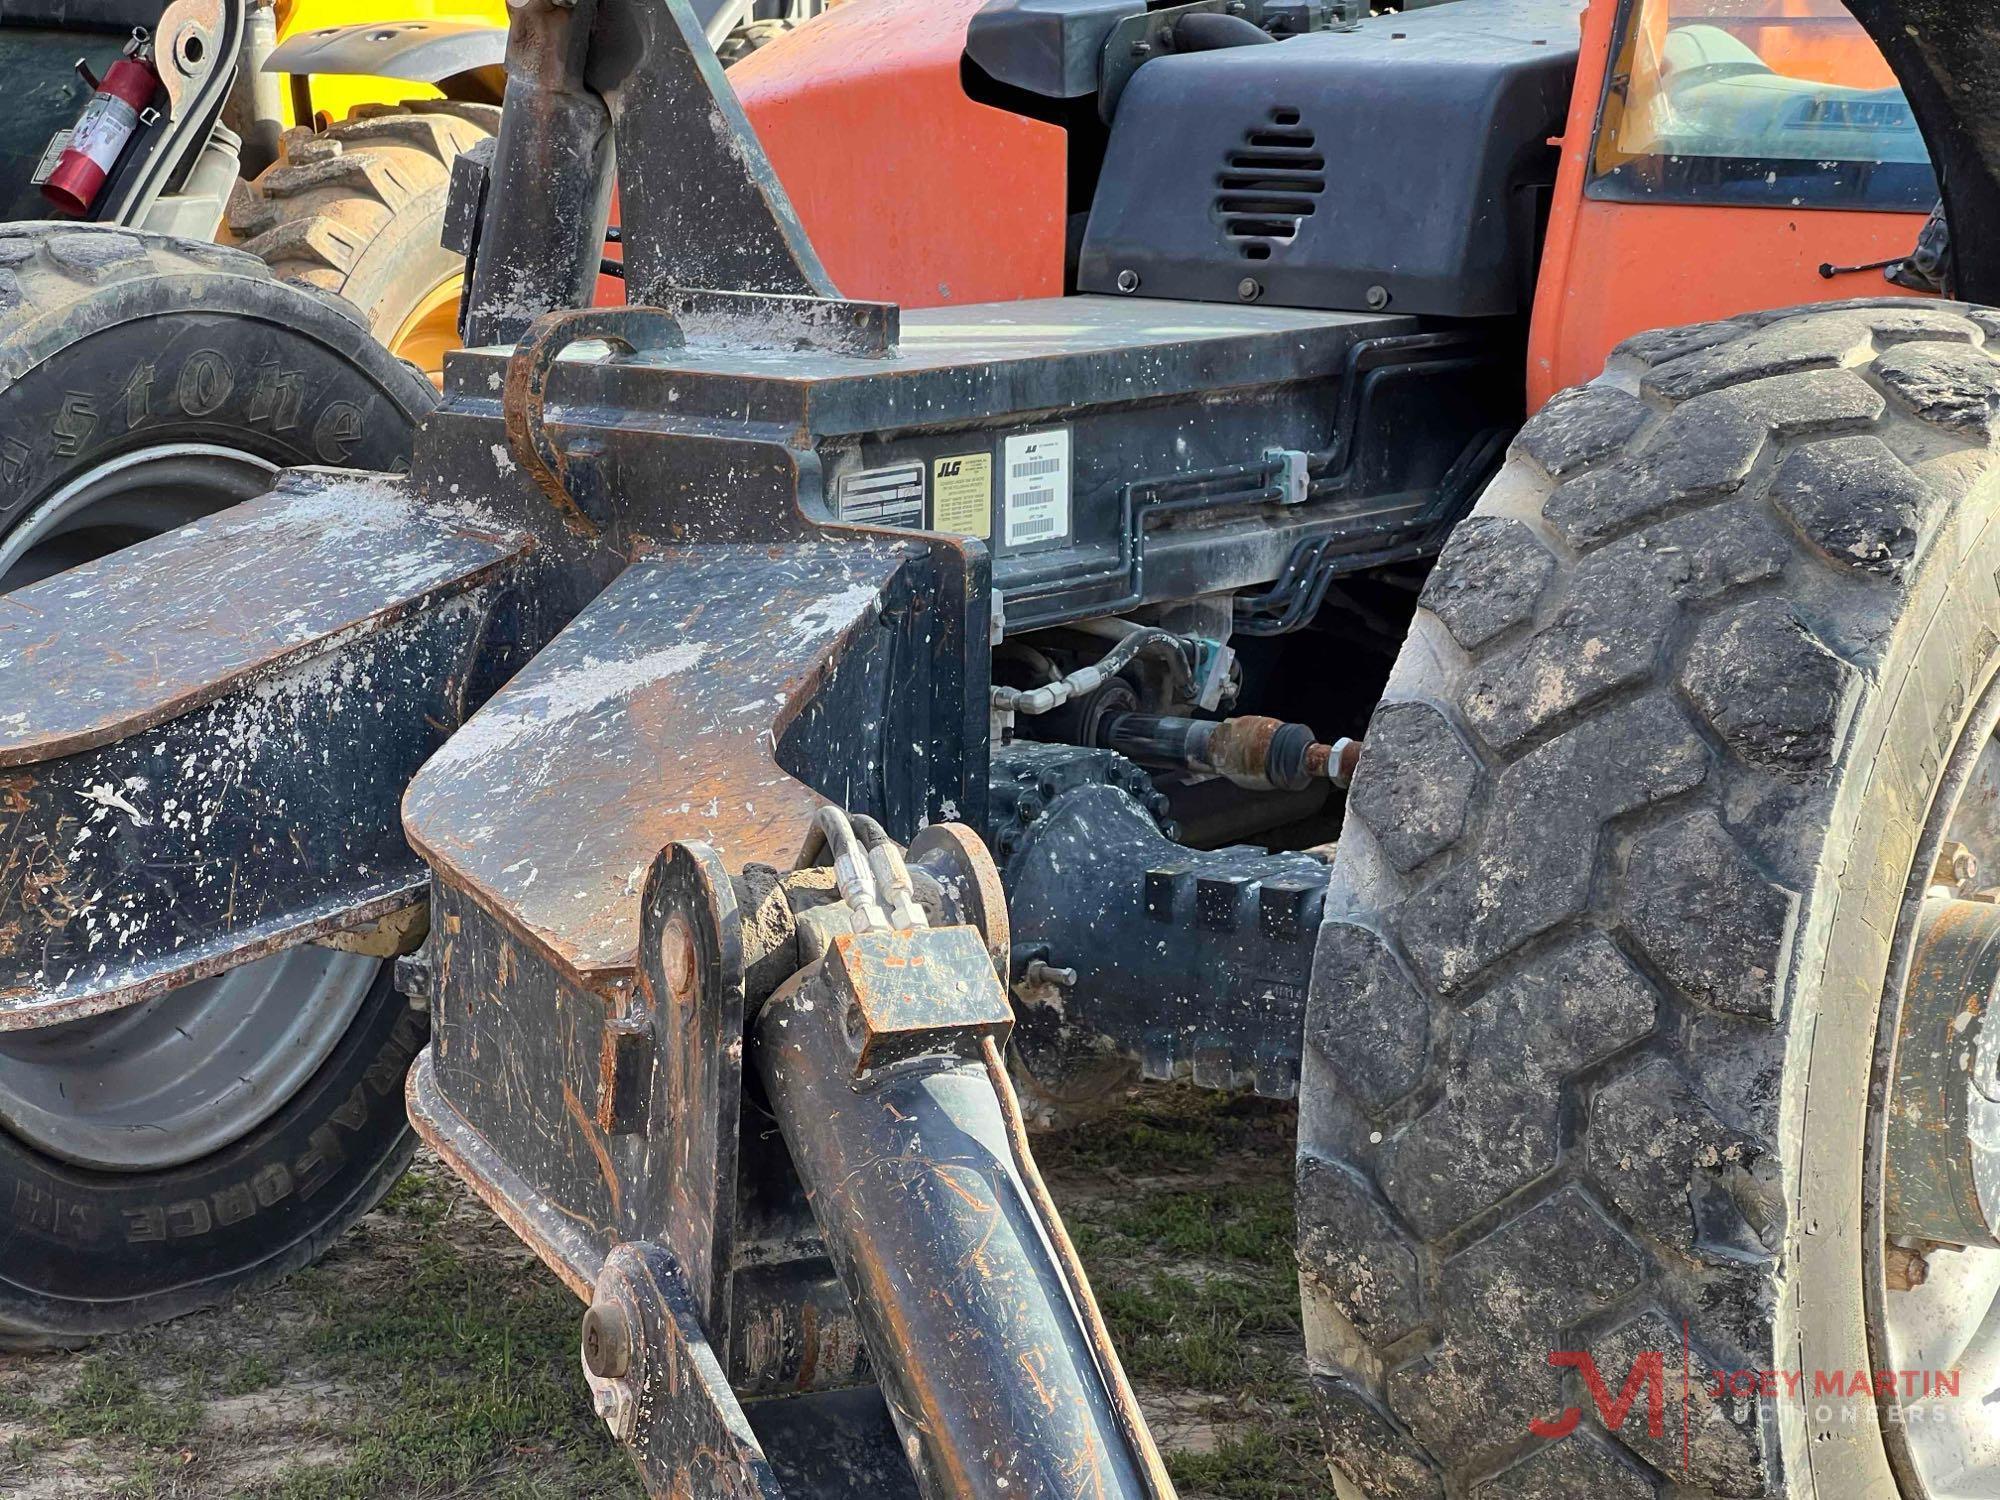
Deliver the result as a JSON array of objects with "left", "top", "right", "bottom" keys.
[{"left": 1528, "top": 0, "right": 1934, "bottom": 406}]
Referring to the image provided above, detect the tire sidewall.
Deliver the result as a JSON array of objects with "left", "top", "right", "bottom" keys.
[
  {"left": 0, "top": 982, "right": 424, "bottom": 1345},
  {"left": 0, "top": 280, "right": 428, "bottom": 535}
]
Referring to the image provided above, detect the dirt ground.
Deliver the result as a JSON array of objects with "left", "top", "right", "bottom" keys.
[{"left": 0, "top": 1085, "right": 1331, "bottom": 1499}]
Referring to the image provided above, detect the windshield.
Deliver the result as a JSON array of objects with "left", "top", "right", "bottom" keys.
[{"left": 1590, "top": 0, "right": 1936, "bottom": 211}]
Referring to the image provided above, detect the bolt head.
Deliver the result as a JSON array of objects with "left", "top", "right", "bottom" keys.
[
  {"left": 581, "top": 1302, "right": 633, "bottom": 1379},
  {"left": 1237, "top": 278, "right": 1262, "bottom": 301},
  {"left": 1115, "top": 268, "right": 1141, "bottom": 294},
  {"left": 1936, "top": 840, "right": 1980, "bottom": 893},
  {"left": 661, "top": 913, "right": 698, "bottom": 1001},
  {"left": 1886, "top": 1243, "right": 1931, "bottom": 1292},
  {"left": 592, "top": 1381, "right": 637, "bottom": 1442},
  {"left": 1365, "top": 284, "right": 1391, "bottom": 310}
]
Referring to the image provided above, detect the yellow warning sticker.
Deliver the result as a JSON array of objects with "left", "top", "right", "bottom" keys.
[{"left": 931, "top": 452, "right": 992, "bottom": 538}]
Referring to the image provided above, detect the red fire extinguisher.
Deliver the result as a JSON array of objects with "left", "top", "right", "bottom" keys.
[{"left": 41, "top": 31, "right": 162, "bottom": 217}]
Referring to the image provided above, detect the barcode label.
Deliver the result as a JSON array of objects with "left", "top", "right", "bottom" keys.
[{"left": 1002, "top": 429, "right": 1070, "bottom": 548}]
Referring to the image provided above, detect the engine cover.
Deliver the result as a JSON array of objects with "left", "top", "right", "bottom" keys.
[{"left": 1078, "top": 0, "right": 1585, "bottom": 317}]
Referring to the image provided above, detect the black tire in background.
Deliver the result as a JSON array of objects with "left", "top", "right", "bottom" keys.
[
  {"left": 0, "top": 224, "right": 435, "bottom": 1347},
  {"left": 227, "top": 102, "right": 500, "bottom": 380},
  {"left": 1298, "top": 300, "right": 2000, "bottom": 1496}
]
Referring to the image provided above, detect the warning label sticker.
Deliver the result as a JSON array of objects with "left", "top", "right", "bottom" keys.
[
  {"left": 31, "top": 130, "right": 72, "bottom": 186},
  {"left": 835, "top": 461, "right": 925, "bottom": 529},
  {"left": 931, "top": 452, "right": 992, "bottom": 538},
  {"left": 1002, "top": 429, "right": 1071, "bottom": 548}
]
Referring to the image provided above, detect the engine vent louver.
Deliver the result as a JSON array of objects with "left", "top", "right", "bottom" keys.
[{"left": 1215, "top": 108, "right": 1323, "bottom": 261}]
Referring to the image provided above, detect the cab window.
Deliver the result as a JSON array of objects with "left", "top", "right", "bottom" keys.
[{"left": 1589, "top": 0, "right": 1936, "bottom": 210}]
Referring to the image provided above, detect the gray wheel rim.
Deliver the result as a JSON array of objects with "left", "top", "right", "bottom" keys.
[
  {"left": 1879, "top": 719, "right": 2000, "bottom": 1495},
  {"left": 0, "top": 442, "right": 381, "bottom": 1172},
  {"left": 0, "top": 443, "right": 275, "bottom": 590}
]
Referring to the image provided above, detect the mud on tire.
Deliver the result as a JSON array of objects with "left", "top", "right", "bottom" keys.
[{"left": 1298, "top": 300, "right": 2000, "bottom": 1496}]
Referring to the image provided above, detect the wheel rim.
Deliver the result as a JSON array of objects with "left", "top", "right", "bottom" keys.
[
  {"left": 388, "top": 274, "right": 464, "bottom": 388},
  {"left": 1875, "top": 692, "right": 2000, "bottom": 1496},
  {"left": 0, "top": 442, "right": 382, "bottom": 1171},
  {"left": 0, "top": 443, "right": 277, "bottom": 591},
  {"left": 0, "top": 952, "right": 378, "bottom": 1171}
]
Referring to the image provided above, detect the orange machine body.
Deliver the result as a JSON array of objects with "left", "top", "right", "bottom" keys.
[
  {"left": 609, "top": 0, "right": 1931, "bottom": 412},
  {"left": 729, "top": 0, "right": 1067, "bottom": 308}
]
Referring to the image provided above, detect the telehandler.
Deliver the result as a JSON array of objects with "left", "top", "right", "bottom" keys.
[{"left": 1, "top": 0, "right": 1995, "bottom": 1495}]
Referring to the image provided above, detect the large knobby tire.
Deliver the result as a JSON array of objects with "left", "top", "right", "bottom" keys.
[
  {"left": 1298, "top": 300, "right": 2000, "bottom": 1497},
  {"left": 718, "top": 17, "right": 799, "bottom": 63},
  {"left": 226, "top": 102, "right": 499, "bottom": 379},
  {"left": 0, "top": 224, "right": 435, "bottom": 1347}
]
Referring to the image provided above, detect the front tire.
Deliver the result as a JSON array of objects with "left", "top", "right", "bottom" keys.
[
  {"left": 1298, "top": 300, "right": 2000, "bottom": 1496},
  {"left": 0, "top": 224, "right": 434, "bottom": 1347}
]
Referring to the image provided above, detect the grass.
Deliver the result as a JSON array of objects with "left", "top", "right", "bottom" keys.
[
  {"left": 1167, "top": 1428, "right": 1333, "bottom": 1500},
  {"left": 4, "top": 1084, "right": 1335, "bottom": 1498},
  {"left": 0, "top": 1166, "right": 639, "bottom": 1500},
  {"left": 1036, "top": 1086, "right": 1331, "bottom": 1497}
]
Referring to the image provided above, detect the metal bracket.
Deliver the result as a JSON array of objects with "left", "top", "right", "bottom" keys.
[
  {"left": 503, "top": 305, "right": 686, "bottom": 530},
  {"left": 584, "top": 1242, "right": 786, "bottom": 1496},
  {"left": 635, "top": 842, "right": 747, "bottom": 1338},
  {"left": 665, "top": 287, "right": 900, "bottom": 358},
  {"left": 598, "top": 0, "right": 836, "bottom": 305}
]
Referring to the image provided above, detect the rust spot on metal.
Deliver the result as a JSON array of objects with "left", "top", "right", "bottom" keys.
[
  {"left": 830, "top": 924, "right": 1013, "bottom": 1074},
  {"left": 407, "top": 1053, "right": 603, "bottom": 1299},
  {"left": 563, "top": 1079, "right": 625, "bottom": 1218},
  {"left": 503, "top": 307, "right": 684, "bottom": 533}
]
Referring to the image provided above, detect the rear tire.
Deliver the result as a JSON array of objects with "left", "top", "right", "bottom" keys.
[
  {"left": 226, "top": 102, "right": 499, "bottom": 378},
  {"left": 1298, "top": 300, "right": 2000, "bottom": 1496},
  {"left": 0, "top": 224, "right": 434, "bottom": 1347},
  {"left": 718, "top": 17, "right": 799, "bottom": 63}
]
